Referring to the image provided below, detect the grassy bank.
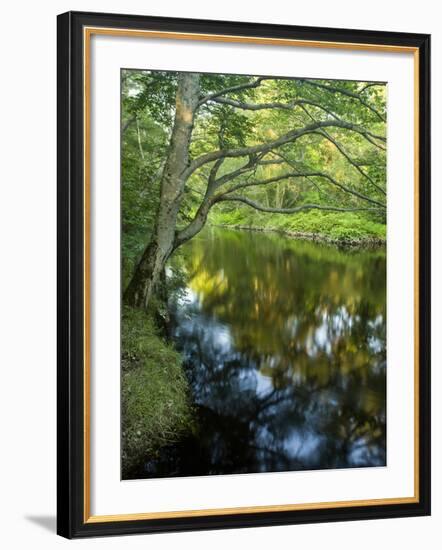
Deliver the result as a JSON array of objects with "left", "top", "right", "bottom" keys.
[
  {"left": 210, "top": 208, "right": 386, "bottom": 246},
  {"left": 121, "top": 306, "right": 194, "bottom": 477}
]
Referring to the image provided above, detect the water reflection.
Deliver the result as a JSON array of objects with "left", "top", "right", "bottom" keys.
[{"left": 140, "top": 227, "right": 386, "bottom": 478}]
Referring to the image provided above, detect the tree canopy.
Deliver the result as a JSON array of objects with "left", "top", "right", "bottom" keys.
[{"left": 121, "top": 70, "right": 386, "bottom": 307}]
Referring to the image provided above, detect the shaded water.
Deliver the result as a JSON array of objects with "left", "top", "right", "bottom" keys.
[{"left": 142, "top": 227, "right": 386, "bottom": 478}]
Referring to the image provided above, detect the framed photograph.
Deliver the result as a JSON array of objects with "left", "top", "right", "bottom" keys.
[{"left": 57, "top": 11, "right": 431, "bottom": 538}]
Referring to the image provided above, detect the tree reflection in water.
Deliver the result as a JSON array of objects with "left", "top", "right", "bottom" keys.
[{"left": 138, "top": 227, "right": 386, "bottom": 478}]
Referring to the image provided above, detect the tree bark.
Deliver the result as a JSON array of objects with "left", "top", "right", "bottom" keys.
[{"left": 124, "top": 73, "right": 201, "bottom": 308}]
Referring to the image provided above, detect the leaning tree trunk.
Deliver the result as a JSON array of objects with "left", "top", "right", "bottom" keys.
[{"left": 124, "top": 73, "right": 201, "bottom": 309}]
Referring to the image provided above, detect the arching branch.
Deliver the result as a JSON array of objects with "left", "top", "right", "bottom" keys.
[
  {"left": 215, "top": 195, "right": 383, "bottom": 214},
  {"left": 297, "top": 104, "right": 386, "bottom": 196},
  {"left": 299, "top": 79, "right": 386, "bottom": 123},
  {"left": 218, "top": 170, "right": 386, "bottom": 208},
  {"left": 257, "top": 158, "right": 285, "bottom": 166},
  {"left": 183, "top": 119, "right": 384, "bottom": 181},
  {"left": 176, "top": 162, "right": 385, "bottom": 249},
  {"left": 210, "top": 155, "right": 259, "bottom": 191},
  {"left": 207, "top": 158, "right": 225, "bottom": 188},
  {"left": 312, "top": 130, "right": 386, "bottom": 196},
  {"left": 360, "top": 82, "right": 382, "bottom": 93},
  {"left": 198, "top": 77, "right": 265, "bottom": 106},
  {"left": 210, "top": 97, "right": 341, "bottom": 120},
  {"left": 302, "top": 105, "right": 386, "bottom": 151}
]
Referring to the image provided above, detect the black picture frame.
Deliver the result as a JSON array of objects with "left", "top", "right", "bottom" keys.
[{"left": 57, "top": 10, "right": 431, "bottom": 539}]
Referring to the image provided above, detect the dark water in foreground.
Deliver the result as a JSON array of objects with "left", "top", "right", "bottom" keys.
[{"left": 143, "top": 227, "right": 386, "bottom": 478}]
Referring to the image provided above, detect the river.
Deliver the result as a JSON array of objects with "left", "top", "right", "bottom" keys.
[{"left": 144, "top": 226, "right": 386, "bottom": 478}]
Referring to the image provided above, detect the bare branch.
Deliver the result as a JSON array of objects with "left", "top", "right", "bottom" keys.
[
  {"left": 210, "top": 97, "right": 340, "bottom": 120},
  {"left": 215, "top": 195, "right": 384, "bottom": 214},
  {"left": 174, "top": 195, "right": 215, "bottom": 247},
  {"left": 313, "top": 129, "right": 386, "bottom": 196},
  {"left": 207, "top": 158, "right": 225, "bottom": 188},
  {"left": 184, "top": 119, "right": 382, "bottom": 181},
  {"left": 218, "top": 169, "right": 386, "bottom": 208},
  {"left": 302, "top": 87, "right": 386, "bottom": 150},
  {"left": 257, "top": 158, "right": 285, "bottom": 166},
  {"left": 198, "top": 77, "right": 265, "bottom": 106},
  {"left": 360, "top": 82, "right": 382, "bottom": 93},
  {"left": 299, "top": 79, "right": 386, "bottom": 123},
  {"left": 273, "top": 152, "right": 323, "bottom": 195},
  {"left": 359, "top": 132, "right": 387, "bottom": 150},
  {"left": 297, "top": 103, "right": 386, "bottom": 196},
  {"left": 211, "top": 155, "right": 258, "bottom": 190}
]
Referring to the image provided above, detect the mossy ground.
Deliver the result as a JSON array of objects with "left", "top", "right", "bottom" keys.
[{"left": 121, "top": 305, "right": 194, "bottom": 477}]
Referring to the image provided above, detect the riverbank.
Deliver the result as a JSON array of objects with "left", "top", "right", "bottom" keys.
[
  {"left": 214, "top": 224, "right": 386, "bottom": 247},
  {"left": 121, "top": 305, "right": 194, "bottom": 478},
  {"left": 210, "top": 209, "right": 386, "bottom": 247}
]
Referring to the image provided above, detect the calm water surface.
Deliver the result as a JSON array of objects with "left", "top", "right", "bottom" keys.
[{"left": 142, "top": 227, "right": 386, "bottom": 478}]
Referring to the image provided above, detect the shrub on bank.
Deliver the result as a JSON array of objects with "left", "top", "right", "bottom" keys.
[
  {"left": 211, "top": 208, "right": 386, "bottom": 243},
  {"left": 121, "top": 306, "right": 194, "bottom": 477}
]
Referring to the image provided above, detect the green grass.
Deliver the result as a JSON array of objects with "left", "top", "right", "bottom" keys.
[
  {"left": 121, "top": 306, "right": 194, "bottom": 477},
  {"left": 210, "top": 208, "right": 386, "bottom": 244}
]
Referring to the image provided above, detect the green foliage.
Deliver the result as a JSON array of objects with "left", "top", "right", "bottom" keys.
[
  {"left": 211, "top": 207, "right": 386, "bottom": 244},
  {"left": 121, "top": 69, "right": 387, "bottom": 289},
  {"left": 121, "top": 306, "right": 195, "bottom": 476},
  {"left": 122, "top": 70, "right": 178, "bottom": 127},
  {"left": 121, "top": 101, "right": 169, "bottom": 289},
  {"left": 120, "top": 71, "right": 388, "bottom": 475}
]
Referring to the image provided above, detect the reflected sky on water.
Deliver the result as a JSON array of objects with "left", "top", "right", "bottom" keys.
[{"left": 138, "top": 227, "right": 386, "bottom": 478}]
